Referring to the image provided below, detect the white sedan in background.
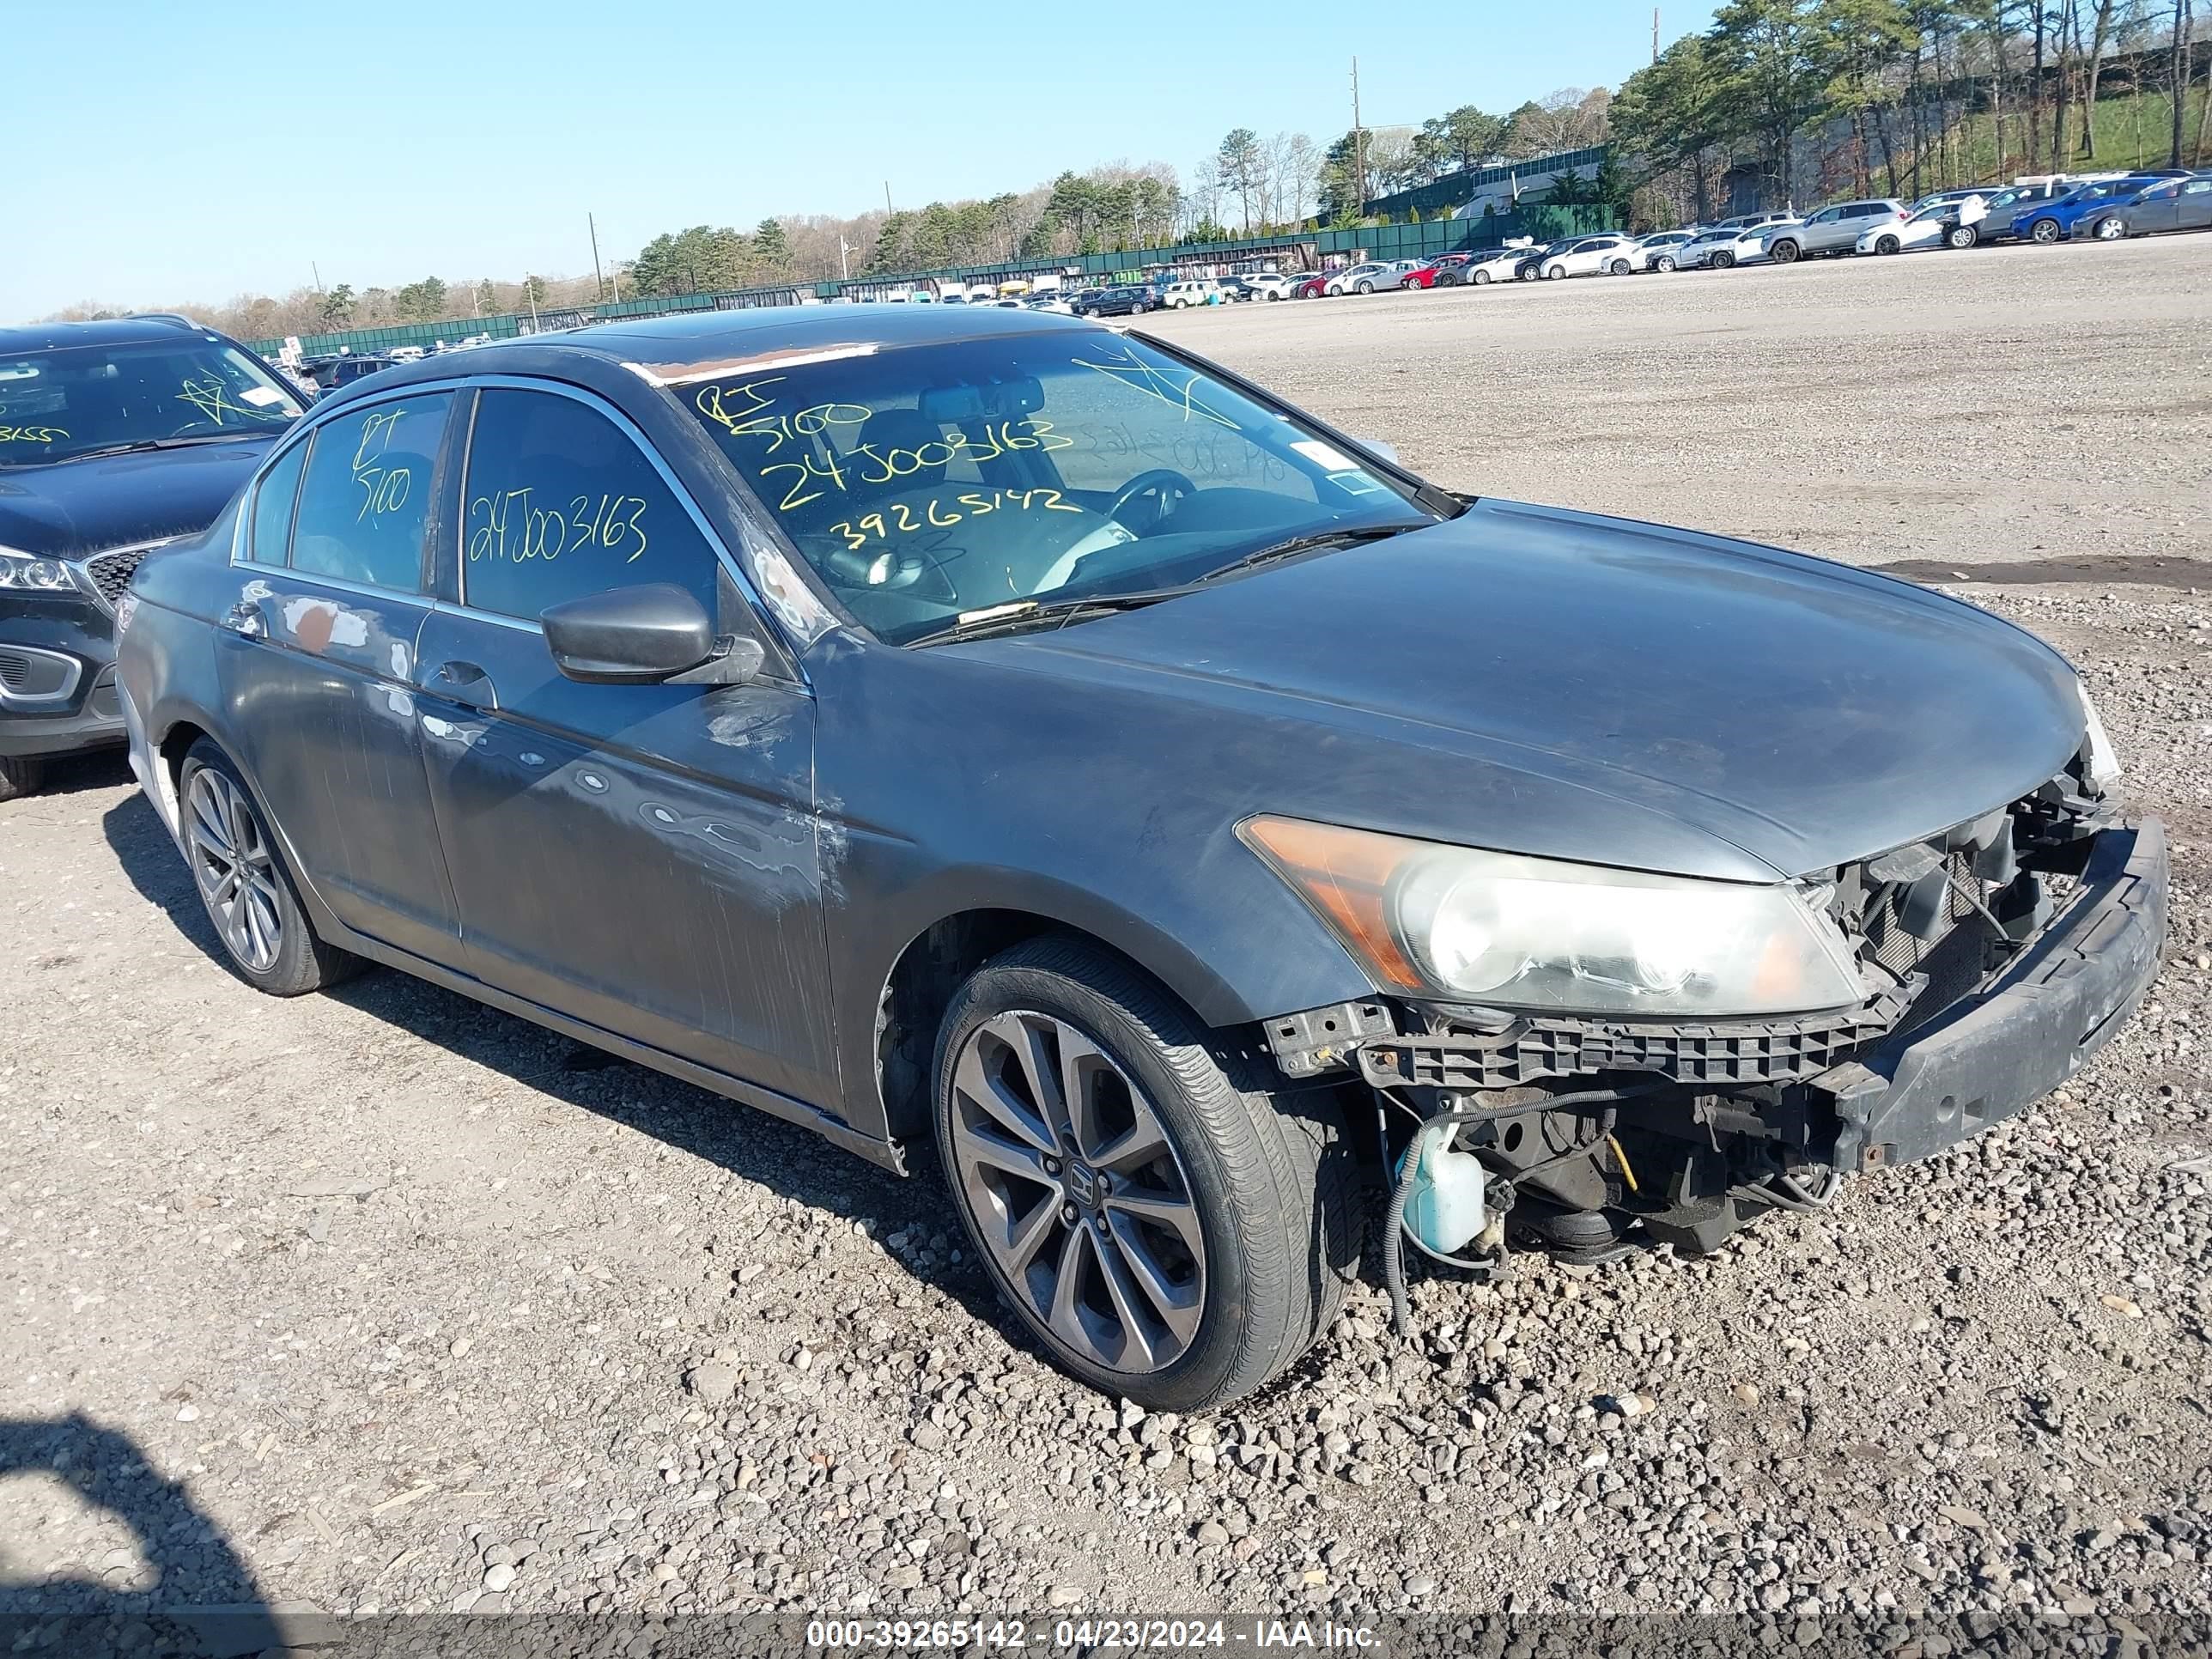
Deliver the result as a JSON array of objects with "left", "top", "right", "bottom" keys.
[
  {"left": 1856, "top": 199, "right": 1980, "bottom": 255},
  {"left": 1674, "top": 213, "right": 1796, "bottom": 270},
  {"left": 1532, "top": 234, "right": 1642, "bottom": 279},
  {"left": 1326, "top": 259, "right": 1422, "bottom": 295}
]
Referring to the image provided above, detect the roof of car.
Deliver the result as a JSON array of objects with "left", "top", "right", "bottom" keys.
[
  {"left": 528, "top": 301, "right": 1091, "bottom": 366},
  {"left": 0, "top": 314, "right": 226, "bottom": 354}
]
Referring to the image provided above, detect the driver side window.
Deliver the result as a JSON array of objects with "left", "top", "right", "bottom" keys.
[{"left": 461, "top": 389, "right": 719, "bottom": 623}]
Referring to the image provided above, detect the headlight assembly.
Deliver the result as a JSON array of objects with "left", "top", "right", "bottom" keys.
[
  {"left": 0, "top": 549, "right": 77, "bottom": 592},
  {"left": 1238, "top": 817, "right": 1867, "bottom": 1018},
  {"left": 2073, "top": 678, "right": 2122, "bottom": 795}
]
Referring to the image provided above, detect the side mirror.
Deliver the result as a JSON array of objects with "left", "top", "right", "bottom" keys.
[
  {"left": 1357, "top": 437, "right": 1401, "bottom": 465},
  {"left": 541, "top": 583, "right": 764, "bottom": 687}
]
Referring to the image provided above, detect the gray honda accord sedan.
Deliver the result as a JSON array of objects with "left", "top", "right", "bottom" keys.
[{"left": 114, "top": 304, "right": 2165, "bottom": 1408}]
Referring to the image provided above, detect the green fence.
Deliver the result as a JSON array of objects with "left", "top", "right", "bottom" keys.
[{"left": 249, "top": 204, "right": 1619, "bottom": 360}]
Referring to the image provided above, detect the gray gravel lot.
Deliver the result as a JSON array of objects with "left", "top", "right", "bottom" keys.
[{"left": 3, "top": 236, "right": 2208, "bottom": 1638}]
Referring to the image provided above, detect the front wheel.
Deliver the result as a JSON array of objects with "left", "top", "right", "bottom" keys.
[
  {"left": 1543, "top": 265, "right": 1565, "bottom": 281},
  {"left": 1948, "top": 224, "right": 1979, "bottom": 248},
  {"left": 1769, "top": 240, "right": 1801, "bottom": 264},
  {"left": 1355, "top": 280, "right": 1373, "bottom": 294},
  {"left": 933, "top": 937, "right": 1360, "bottom": 1411},
  {"left": 0, "top": 753, "right": 45, "bottom": 802},
  {"left": 178, "top": 739, "right": 363, "bottom": 995},
  {"left": 1874, "top": 234, "right": 1900, "bottom": 256},
  {"left": 1652, "top": 254, "right": 1676, "bottom": 272},
  {"left": 1711, "top": 251, "right": 1735, "bottom": 269},
  {"left": 1607, "top": 258, "right": 1630, "bottom": 275},
  {"left": 2029, "top": 218, "right": 2061, "bottom": 245},
  {"left": 1472, "top": 268, "right": 1492, "bottom": 284},
  {"left": 2093, "top": 216, "right": 2126, "bottom": 241}
]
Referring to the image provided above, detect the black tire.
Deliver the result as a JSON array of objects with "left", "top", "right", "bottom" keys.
[
  {"left": 1875, "top": 234, "right": 1900, "bottom": 255},
  {"left": 1948, "top": 224, "right": 1979, "bottom": 248},
  {"left": 2029, "top": 217, "right": 2061, "bottom": 245},
  {"left": 1355, "top": 280, "right": 1373, "bottom": 295},
  {"left": 1607, "top": 258, "right": 1631, "bottom": 275},
  {"left": 177, "top": 738, "right": 365, "bottom": 996},
  {"left": 0, "top": 753, "right": 45, "bottom": 802},
  {"left": 1711, "top": 250, "right": 1735, "bottom": 269},
  {"left": 932, "top": 936, "right": 1360, "bottom": 1411},
  {"left": 1769, "top": 240, "right": 1801, "bottom": 264}
]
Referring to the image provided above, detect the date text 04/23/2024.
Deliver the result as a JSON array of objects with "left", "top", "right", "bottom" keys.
[{"left": 803, "top": 1620, "right": 1384, "bottom": 1650}]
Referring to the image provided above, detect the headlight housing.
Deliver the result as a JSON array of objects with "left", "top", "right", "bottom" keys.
[
  {"left": 2074, "top": 678, "right": 2122, "bottom": 795},
  {"left": 0, "top": 549, "right": 78, "bottom": 592},
  {"left": 1239, "top": 817, "right": 1867, "bottom": 1018}
]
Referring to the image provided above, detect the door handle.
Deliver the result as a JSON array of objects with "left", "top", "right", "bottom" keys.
[
  {"left": 222, "top": 599, "right": 266, "bottom": 640},
  {"left": 430, "top": 659, "right": 498, "bottom": 711}
]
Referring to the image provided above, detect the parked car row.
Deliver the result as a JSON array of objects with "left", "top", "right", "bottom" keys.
[{"left": 1264, "top": 171, "right": 2212, "bottom": 306}]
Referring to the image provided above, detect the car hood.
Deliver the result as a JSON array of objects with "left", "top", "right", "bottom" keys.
[
  {"left": 0, "top": 437, "right": 276, "bottom": 559},
  {"left": 1000, "top": 500, "right": 2084, "bottom": 882}
]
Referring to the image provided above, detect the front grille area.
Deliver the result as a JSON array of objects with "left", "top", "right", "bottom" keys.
[
  {"left": 1862, "top": 848, "right": 1981, "bottom": 980},
  {"left": 81, "top": 541, "right": 167, "bottom": 609}
]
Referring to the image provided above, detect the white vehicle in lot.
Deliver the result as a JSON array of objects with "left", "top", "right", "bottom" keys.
[
  {"left": 1326, "top": 259, "right": 1419, "bottom": 295},
  {"left": 1672, "top": 213, "right": 1796, "bottom": 269},
  {"left": 1534, "top": 234, "right": 1642, "bottom": 279},
  {"left": 1758, "top": 199, "right": 1908, "bottom": 262},
  {"left": 1230, "top": 272, "right": 1294, "bottom": 301},
  {"left": 1857, "top": 200, "right": 1978, "bottom": 255},
  {"left": 1155, "top": 278, "right": 1229, "bottom": 308},
  {"left": 1629, "top": 229, "right": 1697, "bottom": 270}
]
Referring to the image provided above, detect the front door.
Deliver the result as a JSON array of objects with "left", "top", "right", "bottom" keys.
[
  {"left": 409, "top": 385, "right": 835, "bottom": 1107},
  {"left": 214, "top": 392, "right": 461, "bottom": 963}
]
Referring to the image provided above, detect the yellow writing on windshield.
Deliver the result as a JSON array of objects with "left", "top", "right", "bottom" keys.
[
  {"left": 1069, "top": 343, "right": 1243, "bottom": 430},
  {"left": 178, "top": 375, "right": 243, "bottom": 426},
  {"left": 0, "top": 423, "right": 68, "bottom": 444},
  {"left": 829, "top": 487, "right": 1083, "bottom": 551}
]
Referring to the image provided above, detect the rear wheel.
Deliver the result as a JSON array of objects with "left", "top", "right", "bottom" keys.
[
  {"left": 178, "top": 739, "right": 363, "bottom": 996},
  {"left": 0, "top": 754, "right": 45, "bottom": 802},
  {"left": 933, "top": 937, "right": 1360, "bottom": 1411},
  {"left": 2029, "top": 217, "right": 2061, "bottom": 244}
]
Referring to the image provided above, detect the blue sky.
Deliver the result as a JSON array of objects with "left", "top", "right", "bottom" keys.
[{"left": 8, "top": 1, "right": 1710, "bottom": 321}]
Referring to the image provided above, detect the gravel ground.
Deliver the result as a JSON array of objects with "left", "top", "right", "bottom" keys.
[{"left": 3, "top": 235, "right": 2208, "bottom": 1643}]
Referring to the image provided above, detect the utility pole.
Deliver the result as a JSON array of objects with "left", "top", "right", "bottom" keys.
[
  {"left": 1351, "top": 57, "right": 1366, "bottom": 212},
  {"left": 526, "top": 277, "right": 540, "bottom": 331},
  {"left": 311, "top": 261, "right": 324, "bottom": 295},
  {"left": 588, "top": 212, "right": 606, "bottom": 302},
  {"left": 838, "top": 234, "right": 852, "bottom": 281},
  {"left": 884, "top": 181, "right": 895, "bottom": 216},
  {"left": 1653, "top": 8, "right": 1661, "bottom": 62}
]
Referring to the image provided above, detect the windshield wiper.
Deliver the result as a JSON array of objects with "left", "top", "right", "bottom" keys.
[
  {"left": 905, "top": 586, "right": 1194, "bottom": 647},
  {"left": 52, "top": 434, "right": 271, "bottom": 465},
  {"left": 1198, "top": 520, "right": 1430, "bottom": 584}
]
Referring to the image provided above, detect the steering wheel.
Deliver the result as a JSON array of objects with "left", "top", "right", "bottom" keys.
[{"left": 1104, "top": 468, "right": 1195, "bottom": 533}]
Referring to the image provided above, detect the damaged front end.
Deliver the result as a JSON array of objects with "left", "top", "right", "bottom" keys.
[{"left": 1259, "top": 750, "right": 2167, "bottom": 1296}]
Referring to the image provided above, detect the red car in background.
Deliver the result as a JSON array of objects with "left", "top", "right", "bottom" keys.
[
  {"left": 1290, "top": 274, "right": 1332, "bottom": 299},
  {"left": 1399, "top": 254, "right": 1471, "bottom": 289}
]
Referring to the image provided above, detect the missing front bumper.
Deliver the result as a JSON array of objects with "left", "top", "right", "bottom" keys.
[{"left": 1808, "top": 817, "right": 2166, "bottom": 1170}]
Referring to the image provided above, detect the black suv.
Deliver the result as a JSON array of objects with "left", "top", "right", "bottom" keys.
[
  {"left": 0, "top": 315, "right": 307, "bottom": 798},
  {"left": 1073, "top": 286, "right": 1154, "bottom": 318}
]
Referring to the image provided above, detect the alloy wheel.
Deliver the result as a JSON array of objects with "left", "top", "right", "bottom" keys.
[
  {"left": 946, "top": 1011, "right": 1206, "bottom": 1375},
  {"left": 2095, "top": 216, "right": 2124, "bottom": 240},
  {"left": 186, "top": 767, "right": 283, "bottom": 972}
]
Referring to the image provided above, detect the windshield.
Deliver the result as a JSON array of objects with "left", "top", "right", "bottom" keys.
[
  {"left": 679, "top": 330, "right": 1437, "bottom": 645},
  {"left": 0, "top": 336, "right": 304, "bottom": 465}
]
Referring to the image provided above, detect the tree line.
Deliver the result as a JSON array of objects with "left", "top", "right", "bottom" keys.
[{"left": 1613, "top": 0, "right": 2207, "bottom": 224}]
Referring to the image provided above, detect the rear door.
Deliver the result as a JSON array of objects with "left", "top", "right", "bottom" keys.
[
  {"left": 408, "top": 382, "right": 834, "bottom": 1104},
  {"left": 2178, "top": 178, "right": 2212, "bottom": 229},
  {"left": 216, "top": 391, "right": 461, "bottom": 963}
]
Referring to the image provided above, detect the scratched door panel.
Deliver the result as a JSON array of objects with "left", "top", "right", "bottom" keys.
[
  {"left": 216, "top": 395, "right": 462, "bottom": 963},
  {"left": 410, "top": 609, "right": 834, "bottom": 1109}
]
